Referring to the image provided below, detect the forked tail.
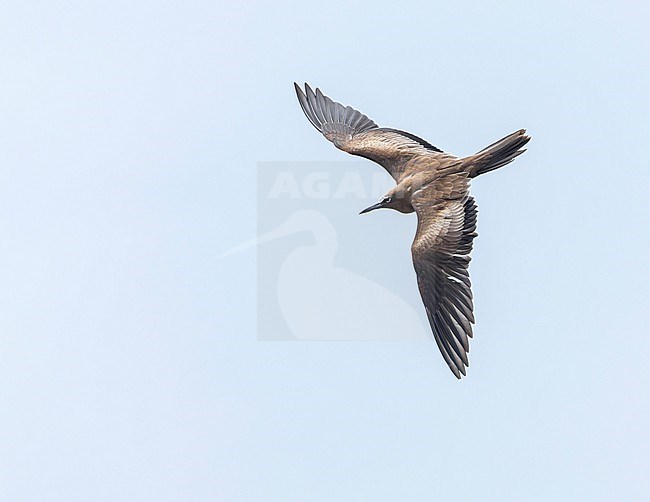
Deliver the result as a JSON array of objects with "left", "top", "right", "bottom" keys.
[{"left": 466, "top": 129, "right": 531, "bottom": 178}]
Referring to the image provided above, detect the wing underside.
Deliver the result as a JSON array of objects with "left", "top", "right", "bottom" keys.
[{"left": 411, "top": 195, "right": 478, "bottom": 378}]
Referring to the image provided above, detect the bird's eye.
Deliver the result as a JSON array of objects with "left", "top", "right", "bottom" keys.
[{"left": 382, "top": 196, "right": 392, "bottom": 204}]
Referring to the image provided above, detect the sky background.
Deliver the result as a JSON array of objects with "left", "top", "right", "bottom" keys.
[{"left": 2, "top": 1, "right": 650, "bottom": 500}]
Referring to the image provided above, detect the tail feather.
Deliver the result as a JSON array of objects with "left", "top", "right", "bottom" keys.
[{"left": 466, "top": 129, "right": 531, "bottom": 178}]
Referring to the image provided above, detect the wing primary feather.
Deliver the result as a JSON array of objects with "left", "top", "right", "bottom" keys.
[
  {"left": 441, "top": 300, "right": 473, "bottom": 339},
  {"left": 444, "top": 266, "right": 472, "bottom": 288},
  {"left": 431, "top": 313, "right": 466, "bottom": 375},
  {"left": 444, "top": 280, "right": 474, "bottom": 319},
  {"left": 438, "top": 304, "right": 471, "bottom": 351},
  {"left": 315, "top": 88, "right": 333, "bottom": 124},
  {"left": 433, "top": 312, "right": 468, "bottom": 366},
  {"left": 343, "top": 105, "right": 354, "bottom": 125},
  {"left": 329, "top": 94, "right": 341, "bottom": 123},
  {"left": 305, "top": 84, "right": 326, "bottom": 124},
  {"left": 294, "top": 83, "right": 322, "bottom": 132},
  {"left": 430, "top": 321, "right": 462, "bottom": 379}
]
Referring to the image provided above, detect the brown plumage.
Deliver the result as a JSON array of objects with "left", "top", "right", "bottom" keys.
[{"left": 294, "top": 83, "right": 530, "bottom": 378}]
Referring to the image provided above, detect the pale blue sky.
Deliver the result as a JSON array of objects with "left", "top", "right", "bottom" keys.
[{"left": 1, "top": 1, "right": 649, "bottom": 500}]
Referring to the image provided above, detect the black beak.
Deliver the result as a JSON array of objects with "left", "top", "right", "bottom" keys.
[{"left": 359, "top": 201, "right": 384, "bottom": 215}]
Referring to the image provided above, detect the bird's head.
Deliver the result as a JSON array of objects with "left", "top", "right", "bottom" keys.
[{"left": 359, "top": 187, "right": 414, "bottom": 215}]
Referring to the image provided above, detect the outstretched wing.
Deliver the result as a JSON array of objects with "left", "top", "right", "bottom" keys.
[
  {"left": 411, "top": 184, "right": 478, "bottom": 378},
  {"left": 294, "top": 83, "right": 454, "bottom": 182}
]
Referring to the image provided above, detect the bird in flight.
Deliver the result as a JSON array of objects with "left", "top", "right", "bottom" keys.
[{"left": 294, "top": 83, "right": 530, "bottom": 378}]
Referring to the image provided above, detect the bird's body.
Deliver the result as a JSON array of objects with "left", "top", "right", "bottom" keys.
[{"left": 294, "top": 83, "right": 530, "bottom": 378}]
